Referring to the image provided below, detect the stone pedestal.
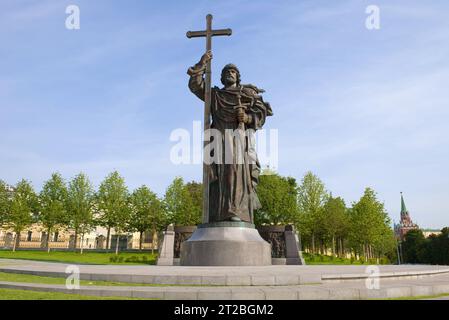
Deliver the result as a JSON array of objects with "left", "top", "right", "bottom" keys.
[
  {"left": 258, "top": 225, "right": 304, "bottom": 265},
  {"left": 157, "top": 225, "right": 175, "bottom": 266},
  {"left": 180, "top": 222, "right": 271, "bottom": 266}
]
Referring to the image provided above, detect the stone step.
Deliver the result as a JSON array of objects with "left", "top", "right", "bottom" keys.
[
  {"left": 1, "top": 279, "right": 449, "bottom": 300},
  {"left": 2, "top": 265, "right": 449, "bottom": 286}
]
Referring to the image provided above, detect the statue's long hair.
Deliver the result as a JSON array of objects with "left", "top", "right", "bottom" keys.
[{"left": 221, "top": 64, "right": 241, "bottom": 86}]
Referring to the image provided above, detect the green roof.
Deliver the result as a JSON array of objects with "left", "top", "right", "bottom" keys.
[{"left": 400, "top": 192, "right": 408, "bottom": 214}]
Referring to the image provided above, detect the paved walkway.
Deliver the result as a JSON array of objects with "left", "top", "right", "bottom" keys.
[
  {"left": 1, "top": 259, "right": 448, "bottom": 285},
  {"left": 1, "top": 259, "right": 449, "bottom": 299}
]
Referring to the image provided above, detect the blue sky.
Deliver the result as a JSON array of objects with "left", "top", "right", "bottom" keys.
[{"left": 1, "top": 0, "right": 448, "bottom": 229}]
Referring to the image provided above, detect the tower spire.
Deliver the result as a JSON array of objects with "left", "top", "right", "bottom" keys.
[
  {"left": 396, "top": 192, "right": 418, "bottom": 241},
  {"left": 400, "top": 192, "right": 408, "bottom": 216}
]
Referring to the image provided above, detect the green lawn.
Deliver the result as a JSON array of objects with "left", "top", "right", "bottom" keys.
[
  {"left": 379, "top": 293, "right": 449, "bottom": 300},
  {"left": 0, "top": 272, "right": 219, "bottom": 287},
  {"left": 0, "top": 272, "right": 160, "bottom": 287},
  {"left": 0, "top": 288, "right": 144, "bottom": 300},
  {"left": 303, "top": 253, "right": 388, "bottom": 265},
  {"left": 0, "top": 250, "right": 157, "bottom": 265},
  {"left": 0, "top": 250, "right": 390, "bottom": 266}
]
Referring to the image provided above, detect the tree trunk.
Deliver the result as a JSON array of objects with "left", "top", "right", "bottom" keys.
[
  {"left": 47, "top": 227, "right": 51, "bottom": 253},
  {"left": 311, "top": 233, "right": 315, "bottom": 254},
  {"left": 106, "top": 227, "right": 111, "bottom": 250},
  {"left": 74, "top": 229, "right": 78, "bottom": 250},
  {"left": 115, "top": 233, "right": 120, "bottom": 255},
  {"left": 139, "top": 231, "right": 143, "bottom": 251},
  {"left": 12, "top": 233, "right": 18, "bottom": 252},
  {"left": 332, "top": 235, "right": 336, "bottom": 257},
  {"left": 80, "top": 233, "right": 84, "bottom": 254},
  {"left": 339, "top": 238, "right": 343, "bottom": 258},
  {"left": 367, "top": 244, "right": 370, "bottom": 261},
  {"left": 151, "top": 225, "right": 156, "bottom": 255}
]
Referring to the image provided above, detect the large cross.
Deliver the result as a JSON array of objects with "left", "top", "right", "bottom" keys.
[{"left": 186, "top": 14, "right": 232, "bottom": 223}]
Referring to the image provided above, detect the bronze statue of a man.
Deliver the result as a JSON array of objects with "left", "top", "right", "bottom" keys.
[{"left": 188, "top": 51, "right": 273, "bottom": 223}]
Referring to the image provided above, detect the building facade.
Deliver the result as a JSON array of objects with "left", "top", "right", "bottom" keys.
[{"left": 0, "top": 224, "right": 158, "bottom": 251}]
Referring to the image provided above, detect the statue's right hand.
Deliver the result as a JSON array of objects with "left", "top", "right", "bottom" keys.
[{"left": 200, "top": 50, "right": 213, "bottom": 65}]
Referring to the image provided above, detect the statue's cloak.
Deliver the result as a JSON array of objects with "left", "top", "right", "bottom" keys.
[{"left": 207, "top": 84, "right": 273, "bottom": 222}]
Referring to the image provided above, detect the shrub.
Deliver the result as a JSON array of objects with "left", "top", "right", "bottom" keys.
[{"left": 124, "top": 256, "right": 139, "bottom": 262}]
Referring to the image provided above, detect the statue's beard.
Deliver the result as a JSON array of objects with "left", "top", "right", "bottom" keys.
[{"left": 224, "top": 79, "right": 237, "bottom": 87}]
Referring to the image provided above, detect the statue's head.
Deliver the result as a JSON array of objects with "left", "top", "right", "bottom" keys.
[{"left": 221, "top": 64, "right": 241, "bottom": 87}]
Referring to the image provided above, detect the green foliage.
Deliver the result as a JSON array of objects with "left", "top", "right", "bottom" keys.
[
  {"left": 39, "top": 173, "right": 68, "bottom": 241},
  {"left": 66, "top": 173, "right": 95, "bottom": 236},
  {"left": 322, "top": 196, "right": 350, "bottom": 254},
  {"left": 97, "top": 171, "right": 130, "bottom": 234},
  {"left": 322, "top": 197, "right": 348, "bottom": 237},
  {"left": 296, "top": 172, "right": 329, "bottom": 251},
  {"left": 255, "top": 173, "right": 299, "bottom": 225},
  {"left": 109, "top": 255, "right": 152, "bottom": 264},
  {"left": 0, "top": 170, "right": 402, "bottom": 262},
  {"left": 129, "top": 185, "right": 165, "bottom": 240},
  {"left": 8, "top": 179, "right": 38, "bottom": 235},
  {"left": 0, "top": 180, "right": 11, "bottom": 227},
  {"left": 402, "top": 228, "right": 449, "bottom": 265},
  {"left": 303, "top": 252, "right": 364, "bottom": 265},
  {"left": 184, "top": 181, "right": 202, "bottom": 224},
  {"left": 348, "top": 188, "right": 394, "bottom": 258},
  {"left": 164, "top": 177, "right": 201, "bottom": 226}
]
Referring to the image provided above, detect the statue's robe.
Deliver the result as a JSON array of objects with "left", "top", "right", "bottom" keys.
[{"left": 188, "top": 64, "right": 273, "bottom": 223}]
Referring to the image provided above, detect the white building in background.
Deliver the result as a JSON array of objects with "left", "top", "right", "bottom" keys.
[
  {"left": 421, "top": 229, "right": 442, "bottom": 238},
  {"left": 0, "top": 224, "right": 158, "bottom": 251}
]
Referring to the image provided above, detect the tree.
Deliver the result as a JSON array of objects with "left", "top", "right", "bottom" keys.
[
  {"left": 39, "top": 173, "right": 68, "bottom": 252},
  {"left": 401, "top": 229, "right": 425, "bottom": 263},
  {"left": 322, "top": 196, "right": 349, "bottom": 257},
  {"left": 417, "top": 228, "right": 449, "bottom": 265},
  {"left": 0, "top": 180, "right": 11, "bottom": 228},
  {"left": 164, "top": 177, "right": 200, "bottom": 226},
  {"left": 129, "top": 185, "right": 165, "bottom": 252},
  {"left": 297, "top": 172, "right": 329, "bottom": 253},
  {"left": 8, "top": 179, "right": 38, "bottom": 251},
  {"left": 255, "top": 173, "right": 299, "bottom": 226},
  {"left": 97, "top": 171, "right": 130, "bottom": 255},
  {"left": 185, "top": 181, "right": 202, "bottom": 223},
  {"left": 67, "top": 173, "right": 95, "bottom": 254},
  {"left": 349, "top": 187, "right": 393, "bottom": 261}
]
